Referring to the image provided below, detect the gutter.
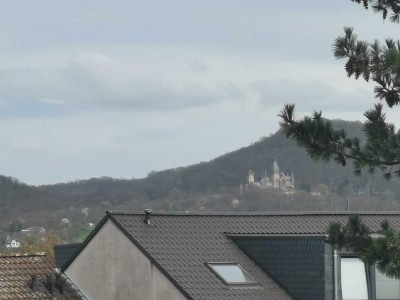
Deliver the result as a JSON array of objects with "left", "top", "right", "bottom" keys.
[{"left": 333, "top": 249, "right": 338, "bottom": 300}]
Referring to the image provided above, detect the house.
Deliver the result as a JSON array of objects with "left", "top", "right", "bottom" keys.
[
  {"left": 61, "top": 210, "right": 400, "bottom": 300},
  {"left": 0, "top": 252, "right": 86, "bottom": 299},
  {"left": 4, "top": 234, "right": 20, "bottom": 249}
]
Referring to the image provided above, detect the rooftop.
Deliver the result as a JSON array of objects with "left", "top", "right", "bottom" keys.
[
  {"left": 63, "top": 211, "right": 400, "bottom": 300},
  {"left": 0, "top": 252, "right": 83, "bottom": 299}
]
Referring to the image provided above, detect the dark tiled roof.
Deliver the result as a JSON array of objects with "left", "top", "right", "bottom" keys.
[
  {"left": 110, "top": 213, "right": 292, "bottom": 300},
  {"left": 65, "top": 211, "right": 400, "bottom": 300},
  {"left": 54, "top": 244, "right": 81, "bottom": 269},
  {"left": 0, "top": 252, "right": 83, "bottom": 299},
  {"left": 232, "top": 236, "right": 325, "bottom": 300}
]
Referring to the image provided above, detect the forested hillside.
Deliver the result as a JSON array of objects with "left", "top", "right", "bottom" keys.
[{"left": 0, "top": 119, "right": 399, "bottom": 228}]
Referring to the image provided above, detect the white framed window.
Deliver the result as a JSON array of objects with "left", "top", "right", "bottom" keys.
[
  {"left": 375, "top": 265, "right": 400, "bottom": 300},
  {"left": 339, "top": 256, "right": 400, "bottom": 300},
  {"left": 341, "top": 257, "right": 368, "bottom": 300}
]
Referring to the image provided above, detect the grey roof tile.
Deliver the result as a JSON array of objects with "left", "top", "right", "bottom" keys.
[
  {"left": 0, "top": 252, "right": 83, "bottom": 299},
  {"left": 232, "top": 236, "right": 325, "bottom": 300},
  {"left": 77, "top": 211, "right": 400, "bottom": 300}
]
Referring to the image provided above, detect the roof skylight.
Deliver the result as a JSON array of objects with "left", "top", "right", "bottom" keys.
[{"left": 208, "top": 263, "right": 256, "bottom": 284}]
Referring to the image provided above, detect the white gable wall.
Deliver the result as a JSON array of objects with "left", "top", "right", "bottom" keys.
[{"left": 65, "top": 219, "right": 187, "bottom": 300}]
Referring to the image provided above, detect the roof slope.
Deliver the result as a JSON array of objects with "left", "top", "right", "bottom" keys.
[
  {"left": 0, "top": 252, "right": 82, "bottom": 299},
  {"left": 54, "top": 243, "right": 81, "bottom": 270},
  {"left": 232, "top": 236, "right": 325, "bottom": 300},
  {"left": 65, "top": 211, "right": 400, "bottom": 300},
  {"left": 109, "top": 212, "right": 400, "bottom": 299},
  {"left": 112, "top": 213, "right": 293, "bottom": 300}
]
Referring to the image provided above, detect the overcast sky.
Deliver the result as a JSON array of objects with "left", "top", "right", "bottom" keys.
[{"left": 0, "top": 1, "right": 399, "bottom": 185}]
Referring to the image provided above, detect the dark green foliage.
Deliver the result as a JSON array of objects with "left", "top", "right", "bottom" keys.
[
  {"left": 279, "top": 104, "right": 400, "bottom": 177},
  {"left": 328, "top": 215, "right": 400, "bottom": 278},
  {"left": 280, "top": 2, "right": 400, "bottom": 178},
  {"left": 5, "top": 219, "right": 25, "bottom": 233},
  {"left": 0, "top": 121, "right": 399, "bottom": 228},
  {"left": 333, "top": 27, "right": 400, "bottom": 107},
  {"left": 351, "top": 0, "right": 400, "bottom": 23},
  {"left": 328, "top": 215, "right": 372, "bottom": 256}
]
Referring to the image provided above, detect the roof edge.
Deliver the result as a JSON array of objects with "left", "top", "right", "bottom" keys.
[
  {"left": 61, "top": 213, "right": 110, "bottom": 272},
  {"left": 54, "top": 243, "right": 82, "bottom": 249},
  {"left": 227, "top": 233, "right": 327, "bottom": 238},
  {"left": 61, "top": 272, "right": 89, "bottom": 300},
  {"left": 106, "top": 210, "right": 400, "bottom": 216},
  {"left": 108, "top": 215, "right": 195, "bottom": 300},
  {"left": 0, "top": 252, "right": 47, "bottom": 257}
]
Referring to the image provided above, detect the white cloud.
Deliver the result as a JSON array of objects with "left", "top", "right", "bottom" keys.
[
  {"left": 71, "top": 12, "right": 122, "bottom": 27},
  {"left": 249, "top": 79, "right": 374, "bottom": 113},
  {"left": 0, "top": 51, "right": 245, "bottom": 111},
  {"left": 0, "top": 102, "right": 281, "bottom": 184},
  {"left": 0, "top": 46, "right": 378, "bottom": 114},
  {"left": 189, "top": 59, "right": 209, "bottom": 73},
  {"left": 1, "top": 0, "right": 399, "bottom": 185},
  {"left": 38, "top": 98, "right": 66, "bottom": 105}
]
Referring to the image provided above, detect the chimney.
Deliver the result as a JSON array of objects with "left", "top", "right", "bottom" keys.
[
  {"left": 143, "top": 209, "right": 152, "bottom": 225},
  {"left": 55, "top": 272, "right": 64, "bottom": 294},
  {"left": 45, "top": 274, "right": 54, "bottom": 295},
  {"left": 29, "top": 275, "right": 37, "bottom": 291}
]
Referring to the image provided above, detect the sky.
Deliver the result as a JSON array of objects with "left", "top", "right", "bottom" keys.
[{"left": 0, "top": 0, "right": 399, "bottom": 185}]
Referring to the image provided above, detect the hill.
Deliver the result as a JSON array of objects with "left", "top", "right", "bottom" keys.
[{"left": 0, "top": 119, "right": 399, "bottom": 229}]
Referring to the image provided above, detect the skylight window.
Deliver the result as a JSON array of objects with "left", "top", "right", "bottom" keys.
[{"left": 207, "top": 263, "right": 256, "bottom": 284}]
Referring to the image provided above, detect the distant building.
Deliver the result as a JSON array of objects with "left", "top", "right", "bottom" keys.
[
  {"left": 231, "top": 199, "right": 240, "bottom": 208},
  {"left": 246, "top": 159, "right": 294, "bottom": 192},
  {"left": 21, "top": 226, "right": 46, "bottom": 234},
  {"left": 60, "top": 218, "right": 71, "bottom": 227},
  {"left": 248, "top": 170, "right": 255, "bottom": 185},
  {"left": 5, "top": 234, "right": 20, "bottom": 249}
]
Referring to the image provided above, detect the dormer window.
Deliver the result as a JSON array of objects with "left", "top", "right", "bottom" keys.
[{"left": 207, "top": 263, "right": 256, "bottom": 284}]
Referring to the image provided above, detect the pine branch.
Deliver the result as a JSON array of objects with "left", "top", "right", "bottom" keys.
[
  {"left": 328, "top": 216, "right": 400, "bottom": 278},
  {"left": 333, "top": 27, "right": 400, "bottom": 107},
  {"left": 350, "top": 0, "right": 400, "bottom": 23},
  {"left": 279, "top": 104, "right": 400, "bottom": 177}
]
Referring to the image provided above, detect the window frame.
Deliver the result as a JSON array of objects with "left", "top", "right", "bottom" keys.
[
  {"left": 374, "top": 264, "right": 400, "bottom": 300},
  {"left": 339, "top": 255, "right": 370, "bottom": 300},
  {"left": 338, "top": 254, "right": 400, "bottom": 300},
  {"left": 206, "top": 262, "right": 259, "bottom": 285}
]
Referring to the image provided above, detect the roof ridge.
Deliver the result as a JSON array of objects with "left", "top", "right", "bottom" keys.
[
  {"left": 0, "top": 252, "right": 47, "bottom": 257},
  {"left": 107, "top": 210, "right": 400, "bottom": 216}
]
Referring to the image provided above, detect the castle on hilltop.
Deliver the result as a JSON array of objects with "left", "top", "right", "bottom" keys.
[{"left": 246, "top": 159, "right": 295, "bottom": 192}]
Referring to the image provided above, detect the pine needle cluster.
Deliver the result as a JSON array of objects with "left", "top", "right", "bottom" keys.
[
  {"left": 328, "top": 215, "right": 400, "bottom": 278},
  {"left": 279, "top": 0, "right": 400, "bottom": 178},
  {"left": 351, "top": 0, "right": 400, "bottom": 23}
]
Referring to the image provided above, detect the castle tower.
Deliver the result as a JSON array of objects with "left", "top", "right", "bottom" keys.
[
  {"left": 272, "top": 159, "right": 280, "bottom": 188},
  {"left": 248, "top": 170, "right": 255, "bottom": 185},
  {"left": 291, "top": 171, "right": 295, "bottom": 187},
  {"left": 273, "top": 159, "right": 279, "bottom": 174}
]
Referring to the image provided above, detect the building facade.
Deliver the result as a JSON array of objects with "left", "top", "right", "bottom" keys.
[{"left": 247, "top": 159, "right": 294, "bottom": 192}]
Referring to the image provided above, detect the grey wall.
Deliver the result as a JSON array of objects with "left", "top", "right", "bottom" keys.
[
  {"left": 324, "top": 243, "right": 334, "bottom": 300},
  {"left": 65, "top": 219, "right": 187, "bottom": 300}
]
